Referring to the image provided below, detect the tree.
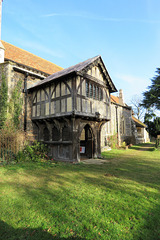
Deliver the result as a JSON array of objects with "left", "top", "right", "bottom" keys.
[
  {"left": 144, "top": 108, "right": 156, "bottom": 123},
  {"left": 130, "top": 94, "right": 145, "bottom": 121},
  {"left": 142, "top": 68, "right": 160, "bottom": 109},
  {"left": 144, "top": 117, "right": 160, "bottom": 138}
]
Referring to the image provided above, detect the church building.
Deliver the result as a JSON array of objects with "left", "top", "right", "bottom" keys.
[
  {"left": 0, "top": 39, "right": 119, "bottom": 161},
  {"left": 0, "top": 1, "right": 149, "bottom": 161}
]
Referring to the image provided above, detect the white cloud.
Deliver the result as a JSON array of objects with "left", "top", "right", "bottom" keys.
[{"left": 41, "top": 12, "right": 160, "bottom": 24}]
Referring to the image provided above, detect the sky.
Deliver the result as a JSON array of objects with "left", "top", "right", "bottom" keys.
[{"left": 1, "top": 0, "right": 160, "bottom": 105}]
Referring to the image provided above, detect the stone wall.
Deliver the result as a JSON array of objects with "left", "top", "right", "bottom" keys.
[
  {"left": 101, "top": 102, "right": 133, "bottom": 147},
  {"left": 0, "top": 61, "right": 45, "bottom": 141}
]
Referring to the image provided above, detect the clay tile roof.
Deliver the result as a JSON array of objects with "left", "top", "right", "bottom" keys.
[
  {"left": 110, "top": 95, "right": 119, "bottom": 104},
  {"left": 2, "top": 40, "right": 63, "bottom": 75},
  {"left": 132, "top": 115, "right": 147, "bottom": 128}
]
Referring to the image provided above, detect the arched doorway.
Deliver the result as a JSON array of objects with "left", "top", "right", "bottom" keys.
[{"left": 80, "top": 124, "right": 95, "bottom": 159}]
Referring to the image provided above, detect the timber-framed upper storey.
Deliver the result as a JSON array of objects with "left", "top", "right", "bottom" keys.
[{"left": 29, "top": 56, "right": 117, "bottom": 122}]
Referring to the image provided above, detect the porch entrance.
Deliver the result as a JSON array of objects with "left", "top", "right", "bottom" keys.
[{"left": 80, "top": 124, "right": 95, "bottom": 159}]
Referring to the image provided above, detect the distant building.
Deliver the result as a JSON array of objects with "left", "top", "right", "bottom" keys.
[
  {"left": 101, "top": 90, "right": 150, "bottom": 148},
  {"left": 132, "top": 116, "right": 150, "bottom": 143}
]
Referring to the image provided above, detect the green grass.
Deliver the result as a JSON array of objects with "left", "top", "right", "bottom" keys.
[{"left": 0, "top": 143, "right": 160, "bottom": 240}]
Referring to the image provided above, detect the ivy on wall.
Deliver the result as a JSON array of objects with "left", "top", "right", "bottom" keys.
[
  {"left": 9, "top": 80, "right": 23, "bottom": 129},
  {"left": 0, "top": 68, "right": 23, "bottom": 130},
  {"left": 0, "top": 73, "right": 8, "bottom": 128}
]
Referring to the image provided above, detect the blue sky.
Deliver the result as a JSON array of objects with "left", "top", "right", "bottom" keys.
[{"left": 2, "top": 0, "right": 160, "bottom": 104}]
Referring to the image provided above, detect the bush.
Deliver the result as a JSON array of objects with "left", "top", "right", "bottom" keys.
[
  {"left": 0, "top": 123, "right": 26, "bottom": 164},
  {"left": 19, "top": 141, "right": 49, "bottom": 162},
  {"left": 121, "top": 141, "right": 126, "bottom": 149},
  {"left": 0, "top": 122, "right": 49, "bottom": 164},
  {"left": 123, "top": 136, "right": 132, "bottom": 145},
  {"left": 107, "top": 134, "right": 118, "bottom": 149}
]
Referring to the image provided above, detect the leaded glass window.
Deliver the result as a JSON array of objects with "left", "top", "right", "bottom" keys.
[
  {"left": 89, "top": 84, "right": 93, "bottom": 98},
  {"left": 96, "top": 86, "right": 99, "bottom": 100},
  {"left": 99, "top": 89, "right": 103, "bottom": 101},
  {"left": 93, "top": 85, "right": 96, "bottom": 99},
  {"left": 86, "top": 81, "right": 89, "bottom": 97}
]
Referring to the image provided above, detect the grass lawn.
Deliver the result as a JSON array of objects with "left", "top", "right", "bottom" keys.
[{"left": 0, "top": 143, "right": 160, "bottom": 240}]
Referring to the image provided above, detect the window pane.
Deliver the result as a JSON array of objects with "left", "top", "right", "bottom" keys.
[
  {"left": 86, "top": 81, "right": 89, "bottom": 97},
  {"left": 100, "top": 89, "right": 103, "bottom": 101},
  {"left": 96, "top": 86, "right": 99, "bottom": 100},
  {"left": 89, "top": 84, "right": 93, "bottom": 98},
  {"left": 93, "top": 85, "right": 96, "bottom": 99}
]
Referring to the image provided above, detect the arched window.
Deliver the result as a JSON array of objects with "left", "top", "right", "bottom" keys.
[
  {"left": 52, "top": 126, "right": 60, "bottom": 141},
  {"left": 43, "top": 127, "right": 50, "bottom": 141},
  {"left": 62, "top": 126, "right": 70, "bottom": 141}
]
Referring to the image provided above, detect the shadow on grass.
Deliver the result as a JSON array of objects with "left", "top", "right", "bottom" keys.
[
  {"left": 129, "top": 143, "right": 155, "bottom": 151},
  {"left": 0, "top": 220, "right": 86, "bottom": 240},
  {"left": 0, "top": 220, "right": 53, "bottom": 240},
  {"left": 1, "top": 168, "right": 160, "bottom": 240},
  {"left": 0, "top": 142, "right": 160, "bottom": 239},
  {"left": 1, "top": 162, "right": 160, "bottom": 240}
]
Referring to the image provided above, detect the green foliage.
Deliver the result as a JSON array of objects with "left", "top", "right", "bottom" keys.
[
  {"left": 107, "top": 133, "right": 118, "bottom": 149},
  {"left": 0, "top": 123, "right": 26, "bottom": 165},
  {"left": 0, "top": 74, "right": 23, "bottom": 130},
  {"left": 144, "top": 108, "right": 156, "bottom": 122},
  {"left": 142, "top": 68, "right": 160, "bottom": 110},
  {"left": 8, "top": 80, "right": 23, "bottom": 129},
  {"left": 121, "top": 141, "right": 126, "bottom": 148},
  {"left": 145, "top": 117, "right": 160, "bottom": 138},
  {"left": 18, "top": 141, "right": 49, "bottom": 162},
  {"left": 0, "top": 73, "right": 8, "bottom": 128}
]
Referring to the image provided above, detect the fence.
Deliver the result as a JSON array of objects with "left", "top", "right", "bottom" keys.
[{"left": 0, "top": 131, "right": 26, "bottom": 162}]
